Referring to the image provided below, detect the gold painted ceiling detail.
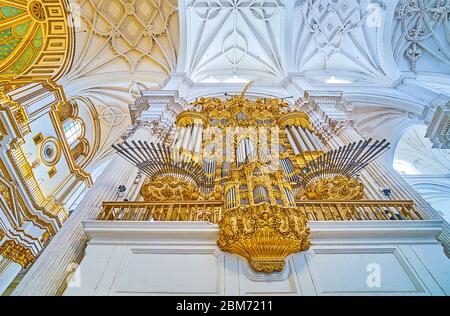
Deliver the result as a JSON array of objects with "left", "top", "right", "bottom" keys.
[{"left": 0, "top": 0, "right": 74, "bottom": 80}]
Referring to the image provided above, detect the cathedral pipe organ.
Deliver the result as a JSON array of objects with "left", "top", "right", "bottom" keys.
[
  {"left": 0, "top": 0, "right": 446, "bottom": 298},
  {"left": 53, "top": 88, "right": 447, "bottom": 296},
  {"left": 111, "top": 88, "right": 404, "bottom": 273}
]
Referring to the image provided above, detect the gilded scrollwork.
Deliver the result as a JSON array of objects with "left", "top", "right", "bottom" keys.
[
  {"left": 0, "top": 239, "right": 36, "bottom": 268},
  {"left": 191, "top": 94, "right": 290, "bottom": 128},
  {"left": 301, "top": 175, "right": 364, "bottom": 201},
  {"left": 141, "top": 176, "right": 200, "bottom": 202}
]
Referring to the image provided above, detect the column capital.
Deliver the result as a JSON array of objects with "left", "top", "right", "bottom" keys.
[
  {"left": 425, "top": 102, "right": 450, "bottom": 149},
  {"left": 304, "top": 94, "right": 356, "bottom": 135},
  {"left": 129, "top": 90, "right": 184, "bottom": 125}
]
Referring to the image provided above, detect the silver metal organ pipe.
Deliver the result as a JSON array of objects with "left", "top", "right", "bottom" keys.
[
  {"left": 281, "top": 159, "right": 294, "bottom": 175},
  {"left": 237, "top": 140, "right": 245, "bottom": 166},
  {"left": 311, "top": 132, "right": 325, "bottom": 151},
  {"left": 188, "top": 124, "right": 199, "bottom": 152},
  {"left": 194, "top": 126, "right": 203, "bottom": 154},
  {"left": 171, "top": 128, "right": 180, "bottom": 148},
  {"left": 285, "top": 127, "right": 300, "bottom": 155},
  {"left": 304, "top": 128, "right": 321, "bottom": 152},
  {"left": 284, "top": 188, "right": 295, "bottom": 207},
  {"left": 297, "top": 127, "right": 315, "bottom": 152},
  {"left": 174, "top": 127, "right": 186, "bottom": 149},
  {"left": 290, "top": 125, "right": 308, "bottom": 153},
  {"left": 245, "top": 139, "right": 251, "bottom": 161},
  {"left": 181, "top": 125, "right": 193, "bottom": 150}
]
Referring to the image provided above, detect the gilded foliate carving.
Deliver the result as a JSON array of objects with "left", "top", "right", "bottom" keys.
[
  {"left": 0, "top": 239, "right": 36, "bottom": 268},
  {"left": 218, "top": 203, "right": 310, "bottom": 273},
  {"left": 191, "top": 95, "right": 290, "bottom": 128},
  {"left": 0, "top": 182, "right": 13, "bottom": 209},
  {"left": 302, "top": 176, "right": 364, "bottom": 201},
  {"left": 141, "top": 176, "right": 200, "bottom": 202}
]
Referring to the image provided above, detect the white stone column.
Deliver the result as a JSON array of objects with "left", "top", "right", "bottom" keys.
[
  {"left": 335, "top": 126, "right": 441, "bottom": 220},
  {"left": 12, "top": 126, "right": 155, "bottom": 296},
  {"left": 0, "top": 257, "right": 22, "bottom": 295}
]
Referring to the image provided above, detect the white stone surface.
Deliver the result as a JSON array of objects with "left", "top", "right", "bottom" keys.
[{"left": 64, "top": 221, "right": 450, "bottom": 296}]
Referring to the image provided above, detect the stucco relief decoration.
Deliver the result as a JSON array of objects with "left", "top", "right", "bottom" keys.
[
  {"left": 294, "top": 0, "right": 386, "bottom": 76},
  {"left": 393, "top": 0, "right": 450, "bottom": 72},
  {"left": 75, "top": 0, "right": 179, "bottom": 73},
  {"left": 186, "top": 0, "right": 285, "bottom": 81}
]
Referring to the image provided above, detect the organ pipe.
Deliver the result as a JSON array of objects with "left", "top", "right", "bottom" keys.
[
  {"left": 285, "top": 127, "right": 300, "bottom": 155},
  {"left": 289, "top": 125, "right": 308, "bottom": 152},
  {"left": 297, "top": 127, "right": 315, "bottom": 152}
]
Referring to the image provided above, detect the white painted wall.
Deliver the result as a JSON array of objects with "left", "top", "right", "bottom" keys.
[{"left": 64, "top": 221, "right": 450, "bottom": 296}]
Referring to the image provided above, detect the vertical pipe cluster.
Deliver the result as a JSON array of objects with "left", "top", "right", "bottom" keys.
[
  {"left": 236, "top": 138, "right": 257, "bottom": 167},
  {"left": 226, "top": 187, "right": 237, "bottom": 209},
  {"left": 284, "top": 187, "right": 296, "bottom": 207},
  {"left": 285, "top": 126, "right": 325, "bottom": 154},
  {"left": 172, "top": 124, "right": 204, "bottom": 156},
  {"left": 253, "top": 185, "right": 270, "bottom": 204}
]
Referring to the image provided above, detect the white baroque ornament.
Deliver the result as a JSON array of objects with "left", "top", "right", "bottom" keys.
[
  {"left": 299, "top": 0, "right": 384, "bottom": 59},
  {"left": 393, "top": 0, "right": 450, "bottom": 72},
  {"left": 185, "top": 0, "right": 286, "bottom": 81},
  {"left": 189, "top": 0, "right": 283, "bottom": 20},
  {"left": 292, "top": 0, "right": 386, "bottom": 78}
]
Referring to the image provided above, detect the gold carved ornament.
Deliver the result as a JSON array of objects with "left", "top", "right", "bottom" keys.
[
  {"left": 302, "top": 176, "right": 365, "bottom": 201},
  {"left": 141, "top": 176, "right": 200, "bottom": 202},
  {"left": 0, "top": 239, "right": 36, "bottom": 268},
  {"left": 191, "top": 95, "right": 289, "bottom": 128},
  {"left": 218, "top": 203, "right": 310, "bottom": 272}
]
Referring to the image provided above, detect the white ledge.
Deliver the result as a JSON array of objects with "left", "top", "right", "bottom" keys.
[{"left": 83, "top": 220, "right": 444, "bottom": 246}]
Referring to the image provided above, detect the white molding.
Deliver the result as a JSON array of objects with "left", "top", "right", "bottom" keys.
[{"left": 83, "top": 220, "right": 444, "bottom": 246}]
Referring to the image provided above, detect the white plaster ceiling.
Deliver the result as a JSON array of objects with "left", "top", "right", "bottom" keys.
[
  {"left": 59, "top": 0, "right": 180, "bottom": 161},
  {"left": 62, "top": 0, "right": 179, "bottom": 116},
  {"left": 394, "top": 124, "right": 450, "bottom": 223},
  {"left": 181, "top": 0, "right": 286, "bottom": 83},
  {"left": 394, "top": 125, "right": 450, "bottom": 175},
  {"left": 54, "top": 0, "right": 450, "bottom": 165},
  {"left": 288, "top": 0, "right": 389, "bottom": 82},
  {"left": 392, "top": 0, "right": 450, "bottom": 76}
]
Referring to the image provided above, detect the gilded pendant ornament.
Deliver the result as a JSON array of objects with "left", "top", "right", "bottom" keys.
[{"left": 218, "top": 203, "right": 310, "bottom": 273}]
